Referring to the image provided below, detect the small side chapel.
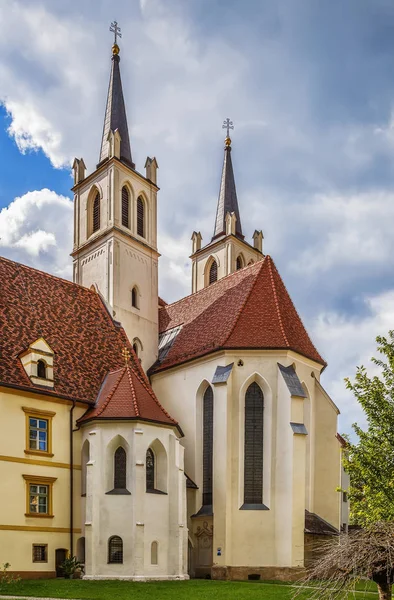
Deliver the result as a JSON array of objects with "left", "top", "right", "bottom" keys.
[{"left": 0, "top": 28, "right": 344, "bottom": 581}]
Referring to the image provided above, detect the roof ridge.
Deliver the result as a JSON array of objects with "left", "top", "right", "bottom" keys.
[
  {"left": 160, "top": 258, "right": 265, "bottom": 314},
  {"left": 126, "top": 364, "right": 140, "bottom": 417},
  {"left": 267, "top": 256, "right": 289, "bottom": 347},
  {"left": 222, "top": 260, "right": 263, "bottom": 346},
  {"left": 96, "top": 368, "right": 125, "bottom": 417},
  {"left": 132, "top": 367, "right": 177, "bottom": 423},
  {"left": 0, "top": 255, "right": 97, "bottom": 295}
]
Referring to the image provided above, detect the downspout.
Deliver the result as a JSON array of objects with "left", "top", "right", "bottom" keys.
[{"left": 70, "top": 400, "right": 76, "bottom": 556}]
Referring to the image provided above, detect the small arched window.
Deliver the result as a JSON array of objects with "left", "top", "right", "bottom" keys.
[
  {"left": 37, "top": 360, "right": 46, "bottom": 379},
  {"left": 133, "top": 343, "right": 138, "bottom": 357},
  {"left": 122, "top": 186, "right": 130, "bottom": 228},
  {"left": 146, "top": 448, "right": 155, "bottom": 491},
  {"left": 114, "top": 447, "right": 127, "bottom": 490},
  {"left": 202, "top": 386, "right": 214, "bottom": 506},
  {"left": 131, "top": 287, "right": 139, "bottom": 309},
  {"left": 236, "top": 255, "right": 244, "bottom": 270},
  {"left": 137, "top": 196, "right": 145, "bottom": 237},
  {"left": 244, "top": 382, "right": 264, "bottom": 505},
  {"left": 108, "top": 536, "right": 123, "bottom": 564},
  {"left": 209, "top": 260, "right": 218, "bottom": 285},
  {"left": 92, "top": 192, "right": 100, "bottom": 233},
  {"left": 248, "top": 259, "right": 254, "bottom": 266},
  {"left": 151, "top": 541, "right": 158, "bottom": 565}
]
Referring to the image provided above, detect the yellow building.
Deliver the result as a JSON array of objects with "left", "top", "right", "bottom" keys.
[{"left": 0, "top": 34, "right": 343, "bottom": 580}]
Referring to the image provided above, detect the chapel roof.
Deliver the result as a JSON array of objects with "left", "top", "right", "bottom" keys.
[
  {"left": 77, "top": 363, "right": 181, "bottom": 433},
  {"left": 153, "top": 256, "right": 325, "bottom": 373},
  {"left": 0, "top": 256, "right": 133, "bottom": 403}
]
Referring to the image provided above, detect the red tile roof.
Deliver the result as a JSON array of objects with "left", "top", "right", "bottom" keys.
[
  {"left": 0, "top": 257, "right": 134, "bottom": 403},
  {"left": 78, "top": 363, "right": 180, "bottom": 433},
  {"left": 154, "top": 256, "right": 325, "bottom": 372}
]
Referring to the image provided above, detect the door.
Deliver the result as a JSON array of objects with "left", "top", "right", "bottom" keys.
[{"left": 55, "top": 548, "right": 68, "bottom": 577}]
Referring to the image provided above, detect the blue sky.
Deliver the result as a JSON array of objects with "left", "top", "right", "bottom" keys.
[{"left": 2, "top": 0, "right": 394, "bottom": 435}]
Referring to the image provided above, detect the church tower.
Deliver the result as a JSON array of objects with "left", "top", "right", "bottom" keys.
[
  {"left": 190, "top": 120, "right": 264, "bottom": 293},
  {"left": 72, "top": 30, "right": 159, "bottom": 371}
]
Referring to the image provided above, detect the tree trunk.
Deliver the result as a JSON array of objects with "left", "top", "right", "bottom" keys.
[{"left": 377, "top": 582, "right": 392, "bottom": 600}]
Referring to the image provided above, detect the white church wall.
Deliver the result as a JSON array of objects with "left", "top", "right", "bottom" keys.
[{"left": 81, "top": 420, "right": 188, "bottom": 580}]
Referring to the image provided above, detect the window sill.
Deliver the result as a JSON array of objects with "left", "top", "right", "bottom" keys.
[
  {"left": 146, "top": 489, "right": 167, "bottom": 495},
  {"left": 106, "top": 489, "right": 131, "bottom": 495},
  {"left": 25, "top": 450, "right": 54, "bottom": 458},
  {"left": 25, "top": 513, "right": 54, "bottom": 519},
  {"left": 239, "top": 503, "right": 269, "bottom": 511}
]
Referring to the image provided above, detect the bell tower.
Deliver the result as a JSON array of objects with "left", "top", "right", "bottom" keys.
[
  {"left": 72, "top": 24, "right": 159, "bottom": 371},
  {"left": 191, "top": 119, "right": 264, "bottom": 293}
]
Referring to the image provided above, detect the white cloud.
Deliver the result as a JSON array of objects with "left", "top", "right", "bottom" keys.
[{"left": 0, "top": 189, "right": 73, "bottom": 276}]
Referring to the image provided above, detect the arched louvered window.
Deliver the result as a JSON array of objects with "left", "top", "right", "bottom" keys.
[
  {"left": 108, "top": 536, "right": 123, "bottom": 564},
  {"left": 146, "top": 448, "right": 155, "bottom": 491},
  {"left": 131, "top": 287, "right": 138, "bottom": 308},
  {"left": 122, "top": 186, "right": 130, "bottom": 228},
  {"left": 244, "top": 382, "right": 264, "bottom": 505},
  {"left": 209, "top": 260, "right": 218, "bottom": 285},
  {"left": 151, "top": 541, "right": 158, "bottom": 565},
  {"left": 37, "top": 360, "right": 46, "bottom": 379},
  {"left": 92, "top": 192, "right": 100, "bottom": 233},
  {"left": 137, "top": 196, "right": 145, "bottom": 237},
  {"left": 114, "top": 447, "right": 127, "bottom": 490},
  {"left": 236, "top": 255, "right": 244, "bottom": 270},
  {"left": 202, "top": 386, "right": 213, "bottom": 506}
]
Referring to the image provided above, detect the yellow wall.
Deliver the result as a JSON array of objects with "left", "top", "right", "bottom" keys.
[{"left": 0, "top": 387, "right": 85, "bottom": 574}]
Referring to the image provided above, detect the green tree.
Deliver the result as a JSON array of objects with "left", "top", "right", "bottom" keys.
[{"left": 344, "top": 331, "right": 394, "bottom": 525}]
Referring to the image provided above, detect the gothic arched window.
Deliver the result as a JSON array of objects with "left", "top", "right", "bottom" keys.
[
  {"left": 131, "top": 286, "right": 138, "bottom": 309},
  {"left": 151, "top": 541, "right": 158, "bottom": 565},
  {"left": 244, "top": 382, "right": 264, "bottom": 505},
  {"left": 236, "top": 255, "right": 244, "bottom": 270},
  {"left": 37, "top": 360, "right": 46, "bottom": 379},
  {"left": 108, "top": 536, "right": 123, "bottom": 564},
  {"left": 209, "top": 261, "right": 218, "bottom": 285},
  {"left": 137, "top": 196, "right": 145, "bottom": 237},
  {"left": 122, "top": 186, "right": 130, "bottom": 228},
  {"left": 146, "top": 448, "right": 155, "bottom": 491},
  {"left": 202, "top": 386, "right": 213, "bottom": 506},
  {"left": 92, "top": 192, "right": 100, "bottom": 233},
  {"left": 133, "top": 343, "right": 138, "bottom": 357},
  {"left": 114, "top": 447, "right": 127, "bottom": 490}
]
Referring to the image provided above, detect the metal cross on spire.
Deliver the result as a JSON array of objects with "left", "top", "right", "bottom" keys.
[
  {"left": 222, "top": 118, "right": 234, "bottom": 138},
  {"left": 110, "top": 20, "right": 122, "bottom": 45}
]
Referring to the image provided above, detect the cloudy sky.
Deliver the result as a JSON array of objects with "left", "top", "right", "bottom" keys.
[{"left": 2, "top": 0, "right": 394, "bottom": 435}]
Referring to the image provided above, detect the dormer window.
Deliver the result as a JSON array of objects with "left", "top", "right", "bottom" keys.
[
  {"left": 19, "top": 338, "right": 54, "bottom": 389},
  {"left": 37, "top": 360, "right": 47, "bottom": 379}
]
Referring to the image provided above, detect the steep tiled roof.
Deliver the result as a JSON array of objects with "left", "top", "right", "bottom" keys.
[
  {"left": 78, "top": 363, "right": 180, "bottom": 433},
  {"left": 153, "top": 256, "right": 325, "bottom": 373},
  {"left": 0, "top": 257, "right": 132, "bottom": 403}
]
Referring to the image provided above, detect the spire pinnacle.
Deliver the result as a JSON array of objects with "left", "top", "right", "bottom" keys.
[
  {"left": 212, "top": 120, "right": 243, "bottom": 241},
  {"left": 98, "top": 22, "right": 134, "bottom": 168}
]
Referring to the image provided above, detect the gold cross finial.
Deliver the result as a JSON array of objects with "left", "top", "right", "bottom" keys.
[{"left": 121, "top": 347, "right": 130, "bottom": 365}]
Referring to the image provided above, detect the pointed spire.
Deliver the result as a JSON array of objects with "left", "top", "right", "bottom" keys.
[
  {"left": 98, "top": 32, "right": 134, "bottom": 168},
  {"left": 212, "top": 123, "right": 243, "bottom": 241}
]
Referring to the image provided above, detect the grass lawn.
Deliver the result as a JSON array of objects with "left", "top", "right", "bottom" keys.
[{"left": 0, "top": 579, "right": 379, "bottom": 600}]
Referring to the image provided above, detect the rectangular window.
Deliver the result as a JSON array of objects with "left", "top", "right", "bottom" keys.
[
  {"left": 343, "top": 491, "right": 348, "bottom": 503},
  {"left": 23, "top": 475, "right": 56, "bottom": 518},
  {"left": 32, "top": 544, "right": 48, "bottom": 563},
  {"left": 22, "top": 407, "right": 55, "bottom": 456}
]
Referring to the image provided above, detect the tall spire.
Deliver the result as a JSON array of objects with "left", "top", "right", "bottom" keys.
[
  {"left": 212, "top": 120, "right": 243, "bottom": 240},
  {"left": 98, "top": 24, "right": 134, "bottom": 168}
]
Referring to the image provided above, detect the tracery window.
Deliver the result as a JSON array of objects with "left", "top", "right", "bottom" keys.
[
  {"left": 92, "top": 192, "right": 100, "bottom": 233},
  {"left": 137, "top": 196, "right": 145, "bottom": 237},
  {"left": 202, "top": 386, "right": 213, "bottom": 506},
  {"left": 146, "top": 448, "right": 155, "bottom": 491},
  {"left": 108, "top": 536, "right": 123, "bottom": 564},
  {"left": 122, "top": 186, "right": 130, "bottom": 228},
  {"left": 244, "top": 382, "right": 264, "bottom": 504},
  {"left": 209, "top": 260, "right": 217, "bottom": 285},
  {"left": 114, "top": 447, "right": 127, "bottom": 490}
]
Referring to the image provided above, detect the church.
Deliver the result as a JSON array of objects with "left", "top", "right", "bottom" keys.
[{"left": 0, "top": 32, "right": 344, "bottom": 581}]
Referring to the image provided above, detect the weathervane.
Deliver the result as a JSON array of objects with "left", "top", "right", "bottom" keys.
[
  {"left": 222, "top": 118, "right": 234, "bottom": 138},
  {"left": 110, "top": 20, "right": 122, "bottom": 45}
]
